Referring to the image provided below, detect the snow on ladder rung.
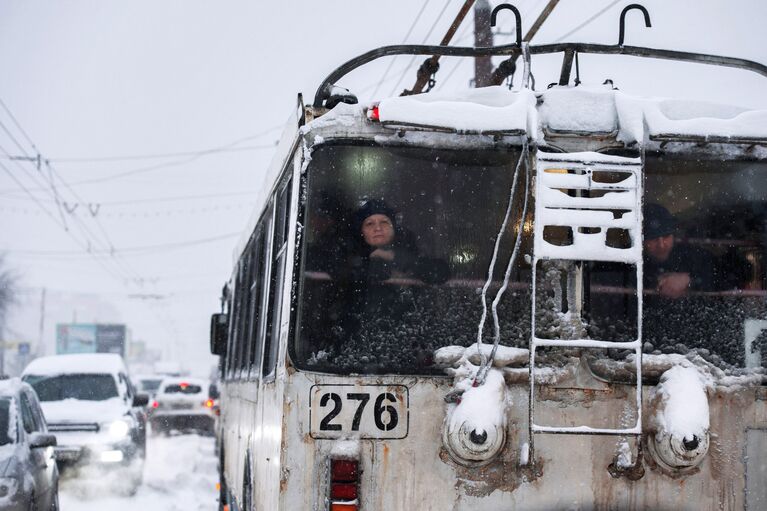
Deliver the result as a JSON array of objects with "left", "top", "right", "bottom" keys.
[
  {"left": 540, "top": 171, "right": 638, "bottom": 191},
  {"left": 529, "top": 150, "right": 644, "bottom": 440},
  {"left": 538, "top": 207, "right": 636, "bottom": 229},
  {"left": 532, "top": 338, "right": 640, "bottom": 350}
]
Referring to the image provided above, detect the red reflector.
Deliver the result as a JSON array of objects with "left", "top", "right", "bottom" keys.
[
  {"left": 330, "top": 504, "right": 357, "bottom": 511},
  {"left": 330, "top": 459, "right": 358, "bottom": 482},
  {"left": 330, "top": 482, "right": 358, "bottom": 500},
  {"left": 367, "top": 105, "right": 380, "bottom": 122},
  {"left": 151, "top": 401, "right": 159, "bottom": 409}
]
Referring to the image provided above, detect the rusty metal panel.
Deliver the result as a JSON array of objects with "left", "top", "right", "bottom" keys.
[{"left": 745, "top": 428, "right": 767, "bottom": 511}]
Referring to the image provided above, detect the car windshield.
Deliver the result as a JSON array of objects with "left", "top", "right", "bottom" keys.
[
  {"left": 139, "top": 379, "right": 163, "bottom": 393},
  {"left": 0, "top": 398, "right": 14, "bottom": 445},
  {"left": 163, "top": 384, "right": 202, "bottom": 394},
  {"left": 290, "top": 145, "right": 767, "bottom": 376},
  {"left": 23, "top": 374, "right": 119, "bottom": 401}
]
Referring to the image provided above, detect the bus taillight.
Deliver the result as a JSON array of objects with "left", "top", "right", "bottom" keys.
[{"left": 329, "top": 458, "right": 359, "bottom": 511}]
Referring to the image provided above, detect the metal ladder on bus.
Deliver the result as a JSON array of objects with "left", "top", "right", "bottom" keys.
[{"left": 529, "top": 151, "right": 643, "bottom": 438}]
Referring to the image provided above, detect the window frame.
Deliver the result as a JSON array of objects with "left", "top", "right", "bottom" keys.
[{"left": 262, "top": 173, "right": 294, "bottom": 382}]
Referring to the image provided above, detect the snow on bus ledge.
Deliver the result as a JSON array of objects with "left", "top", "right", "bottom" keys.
[
  {"left": 434, "top": 343, "right": 528, "bottom": 369},
  {"left": 371, "top": 85, "right": 767, "bottom": 143}
]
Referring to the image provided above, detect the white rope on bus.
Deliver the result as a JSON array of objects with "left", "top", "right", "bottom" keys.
[
  {"left": 475, "top": 140, "right": 529, "bottom": 377},
  {"left": 478, "top": 142, "right": 531, "bottom": 385}
]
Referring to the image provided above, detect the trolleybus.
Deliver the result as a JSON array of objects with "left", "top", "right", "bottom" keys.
[{"left": 210, "top": 5, "right": 767, "bottom": 509}]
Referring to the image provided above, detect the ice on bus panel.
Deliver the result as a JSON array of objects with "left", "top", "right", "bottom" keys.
[{"left": 213, "top": 20, "right": 767, "bottom": 511}]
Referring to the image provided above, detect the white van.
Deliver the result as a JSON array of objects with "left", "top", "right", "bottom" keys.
[{"left": 22, "top": 354, "right": 148, "bottom": 490}]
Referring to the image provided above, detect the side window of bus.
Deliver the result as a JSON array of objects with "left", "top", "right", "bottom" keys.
[
  {"left": 224, "top": 268, "right": 237, "bottom": 380},
  {"left": 263, "top": 175, "right": 293, "bottom": 380},
  {"left": 237, "top": 241, "right": 256, "bottom": 379},
  {"left": 643, "top": 156, "right": 767, "bottom": 368},
  {"left": 227, "top": 258, "right": 248, "bottom": 380},
  {"left": 247, "top": 222, "right": 268, "bottom": 379}
]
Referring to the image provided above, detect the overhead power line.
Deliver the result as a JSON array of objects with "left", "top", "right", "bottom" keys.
[
  {"left": 1, "top": 144, "right": 273, "bottom": 164},
  {"left": 371, "top": 0, "right": 433, "bottom": 99},
  {"left": 0, "top": 129, "right": 281, "bottom": 195},
  {"left": 388, "top": 1, "right": 453, "bottom": 97},
  {"left": 1, "top": 188, "right": 259, "bottom": 206},
  {"left": 34, "top": 125, "right": 283, "bottom": 163},
  {"left": 3, "top": 231, "right": 241, "bottom": 257},
  {"left": 555, "top": 0, "right": 622, "bottom": 42}
]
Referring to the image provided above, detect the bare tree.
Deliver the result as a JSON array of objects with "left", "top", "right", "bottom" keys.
[{"left": 0, "top": 255, "right": 16, "bottom": 333}]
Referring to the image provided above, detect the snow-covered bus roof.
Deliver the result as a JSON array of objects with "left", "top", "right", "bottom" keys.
[
  {"left": 232, "top": 84, "right": 767, "bottom": 266},
  {"left": 376, "top": 85, "right": 767, "bottom": 144},
  {"left": 22, "top": 353, "right": 127, "bottom": 377}
]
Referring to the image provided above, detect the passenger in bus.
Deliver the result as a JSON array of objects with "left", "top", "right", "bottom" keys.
[
  {"left": 306, "top": 191, "right": 351, "bottom": 274},
  {"left": 349, "top": 199, "right": 449, "bottom": 287},
  {"left": 643, "top": 203, "right": 716, "bottom": 298}
]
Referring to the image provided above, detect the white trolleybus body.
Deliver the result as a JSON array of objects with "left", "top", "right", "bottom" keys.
[{"left": 210, "top": 6, "right": 767, "bottom": 510}]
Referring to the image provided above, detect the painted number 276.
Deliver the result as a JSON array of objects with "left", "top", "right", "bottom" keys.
[{"left": 319, "top": 392, "right": 399, "bottom": 432}]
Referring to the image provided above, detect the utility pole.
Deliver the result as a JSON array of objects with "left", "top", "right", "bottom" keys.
[
  {"left": 37, "top": 288, "right": 46, "bottom": 356},
  {"left": 473, "top": 0, "right": 493, "bottom": 87}
]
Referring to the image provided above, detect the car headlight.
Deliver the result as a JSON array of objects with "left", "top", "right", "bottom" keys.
[
  {"left": 0, "top": 478, "right": 18, "bottom": 498},
  {"left": 105, "top": 420, "right": 131, "bottom": 439}
]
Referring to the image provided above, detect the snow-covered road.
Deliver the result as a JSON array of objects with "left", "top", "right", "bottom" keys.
[{"left": 60, "top": 434, "right": 218, "bottom": 510}]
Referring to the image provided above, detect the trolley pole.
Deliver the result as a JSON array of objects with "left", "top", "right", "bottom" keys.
[{"left": 473, "top": 0, "right": 493, "bottom": 87}]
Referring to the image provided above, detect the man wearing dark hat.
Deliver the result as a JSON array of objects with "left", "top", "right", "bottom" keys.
[{"left": 643, "top": 203, "right": 715, "bottom": 298}]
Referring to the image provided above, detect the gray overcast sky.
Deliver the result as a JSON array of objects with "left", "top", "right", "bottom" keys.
[{"left": 1, "top": 0, "right": 765, "bottom": 375}]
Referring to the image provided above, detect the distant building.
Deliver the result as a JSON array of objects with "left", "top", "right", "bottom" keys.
[{"left": 55, "top": 323, "right": 128, "bottom": 357}]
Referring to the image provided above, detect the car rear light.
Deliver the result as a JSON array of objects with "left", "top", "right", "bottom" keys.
[
  {"left": 329, "top": 458, "right": 359, "bottom": 511},
  {"left": 366, "top": 104, "right": 380, "bottom": 122},
  {"left": 180, "top": 382, "right": 189, "bottom": 389},
  {"left": 151, "top": 401, "right": 159, "bottom": 409},
  {"left": 204, "top": 399, "right": 215, "bottom": 409}
]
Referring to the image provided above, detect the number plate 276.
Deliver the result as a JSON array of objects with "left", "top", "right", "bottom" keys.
[{"left": 309, "top": 385, "right": 409, "bottom": 439}]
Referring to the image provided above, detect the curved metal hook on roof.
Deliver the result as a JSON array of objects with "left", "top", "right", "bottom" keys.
[
  {"left": 619, "top": 4, "right": 652, "bottom": 46},
  {"left": 312, "top": 42, "right": 767, "bottom": 107},
  {"left": 491, "top": 4, "right": 522, "bottom": 47}
]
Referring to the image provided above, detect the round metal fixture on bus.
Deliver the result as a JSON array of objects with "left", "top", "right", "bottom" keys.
[
  {"left": 648, "top": 430, "right": 709, "bottom": 472},
  {"left": 443, "top": 420, "right": 506, "bottom": 467}
]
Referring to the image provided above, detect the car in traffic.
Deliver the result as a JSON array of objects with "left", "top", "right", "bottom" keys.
[
  {"left": 0, "top": 377, "right": 59, "bottom": 511},
  {"left": 133, "top": 374, "right": 165, "bottom": 398},
  {"left": 21, "top": 354, "right": 148, "bottom": 492},
  {"left": 149, "top": 377, "right": 217, "bottom": 436}
]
